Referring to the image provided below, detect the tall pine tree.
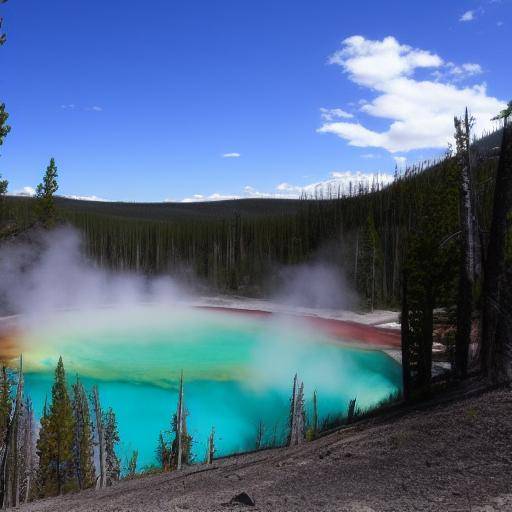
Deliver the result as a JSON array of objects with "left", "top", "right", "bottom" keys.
[
  {"left": 71, "top": 377, "right": 95, "bottom": 490},
  {"left": 36, "top": 357, "right": 76, "bottom": 497},
  {"left": 36, "top": 158, "right": 59, "bottom": 225}
]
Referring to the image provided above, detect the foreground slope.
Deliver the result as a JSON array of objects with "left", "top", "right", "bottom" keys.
[{"left": 22, "top": 388, "right": 512, "bottom": 512}]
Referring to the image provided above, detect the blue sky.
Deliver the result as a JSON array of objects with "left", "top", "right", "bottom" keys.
[{"left": 1, "top": 0, "right": 510, "bottom": 202}]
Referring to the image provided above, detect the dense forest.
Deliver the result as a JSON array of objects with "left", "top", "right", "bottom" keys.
[{"left": 1, "top": 129, "right": 505, "bottom": 307}]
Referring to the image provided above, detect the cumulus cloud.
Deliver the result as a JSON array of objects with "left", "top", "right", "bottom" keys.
[
  {"left": 318, "top": 35, "right": 505, "bottom": 153},
  {"left": 179, "top": 171, "right": 394, "bottom": 203},
  {"left": 320, "top": 107, "right": 353, "bottom": 121},
  {"left": 64, "top": 194, "right": 107, "bottom": 202},
  {"left": 460, "top": 10, "right": 475, "bottom": 21},
  {"left": 222, "top": 152, "right": 241, "bottom": 158},
  {"left": 11, "top": 186, "right": 36, "bottom": 197}
]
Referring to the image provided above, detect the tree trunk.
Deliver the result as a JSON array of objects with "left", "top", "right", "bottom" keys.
[
  {"left": 176, "top": 372, "right": 184, "bottom": 470},
  {"left": 455, "top": 110, "right": 475, "bottom": 378},
  {"left": 92, "top": 387, "right": 107, "bottom": 490},
  {"left": 400, "top": 272, "right": 411, "bottom": 402},
  {"left": 481, "top": 122, "right": 512, "bottom": 382}
]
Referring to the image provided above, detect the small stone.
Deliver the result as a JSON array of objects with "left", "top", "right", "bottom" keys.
[{"left": 230, "top": 492, "right": 255, "bottom": 507}]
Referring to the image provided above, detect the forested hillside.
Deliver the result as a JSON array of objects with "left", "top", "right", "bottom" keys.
[{"left": 2, "top": 130, "right": 504, "bottom": 309}]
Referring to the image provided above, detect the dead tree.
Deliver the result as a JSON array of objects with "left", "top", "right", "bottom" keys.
[
  {"left": 288, "top": 374, "right": 305, "bottom": 447},
  {"left": 206, "top": 427, "right": 215, "bottom": 464},
  {"left": 176, "top": 371, "right": 184, "bottom": 470},
  {"left": 254, "top": 420, "right": 265, "bottom": 451},
  {"left": 92, "top": 386, "right": 107, "bottom": 490},
  {"left": 481, "top": 113, "right": 512, "bottom": 382},
  {"left": 454, "top": 109, "right": 476, "bottom": 378},
  {"left": 0, "top": 356, "right": 23, "bottom": 509}
]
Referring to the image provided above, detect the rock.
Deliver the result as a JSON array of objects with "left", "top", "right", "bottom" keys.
[{"left": 230, "top": 492, "right": 255, "bottom": 507}]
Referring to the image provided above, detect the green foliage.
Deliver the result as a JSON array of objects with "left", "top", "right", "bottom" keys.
[
  {"left": 0, "top": 103, "right": 10, "bottom": 202},
  {"left": 170, "top": 410, "right": 192, "bottom": 468},
  {"left": 71, "top": 377, "right": 96, "bottom": 490},
  {"left": 155, "top": 431, "right": 171, "bottom": 472},
  {"left": 492, "top": 100, "right": 512, "bottom": 123},
  {"left": 103, "top": 407, "right": 120, "bottom": 482},
  {"left": 36, "top": 357, "right": 76, "bottom": 497},
  {"left": 305, "top": 390, "right": 318, "bottom": 442},
  {"left": 126, "top": 450, "right": 138, "bottom": 477},
  {"left": 36, "top": 158, "right": 59, "bottom": 225}
]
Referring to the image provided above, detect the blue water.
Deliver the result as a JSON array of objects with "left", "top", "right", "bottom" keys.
[{"left": 20, "top": 306, "right": 401, "bottom": 472}]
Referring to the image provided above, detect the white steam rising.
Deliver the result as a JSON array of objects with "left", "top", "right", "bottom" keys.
[
  {"left": 271, "top": 261, "right": 356, "bottom": 310},
  {"left": 0, "top": 226, "right": 188, "bottom": 320}
]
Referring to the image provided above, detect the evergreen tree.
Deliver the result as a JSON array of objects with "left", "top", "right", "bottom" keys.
[
  {"left": 169, "top": 372, "right": 192, "bottom": 470},
  {"left": 156, "top": 432, "right": 171, "bottom": 472},
  {"left": 103, "top": 408, "right": 120, "bottom": 484},
  {"left": 36, "top": 357, "right": 76, "bottom": 497},
  {"left": 0, "top": 103, "right": 9, "bottom": 200},
  {"left": 0, "top": 5, "right": 10, "bottom": 204},
  {"left": 126, "top": 450, "right": 138, "bottom": 477},
  {"left": 170, "top": 409, "right": 192, "bottom": 469},
  {"left": 71, "top": 377, "right": 95, "bottom": 490},
  {"left": 36, "top": 158, "right": 59, "bottom": 225},
  {"left": 306, "top": 390, "right": 318, "bottom": 441}
]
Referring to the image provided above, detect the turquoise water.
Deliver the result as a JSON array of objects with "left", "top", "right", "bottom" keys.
[{"left": 20, "top": 306, "right": 401, "bottom": 471}]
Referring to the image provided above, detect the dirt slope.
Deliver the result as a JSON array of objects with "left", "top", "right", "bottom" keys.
[{"left": 22, "top": 388, "right": 512, "bottom": 512}]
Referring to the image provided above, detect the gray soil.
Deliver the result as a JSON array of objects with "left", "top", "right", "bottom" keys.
[{"left": 21, "top": 388, "right": 512, "bottom": 512}]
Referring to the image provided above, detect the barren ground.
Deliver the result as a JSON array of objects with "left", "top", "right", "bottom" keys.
[{"left": 21, "top": 387, "right": 512, "bottom": 512}]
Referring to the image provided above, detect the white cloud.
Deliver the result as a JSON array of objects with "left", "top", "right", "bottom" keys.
[
  {"left": 320, "top": 107, "right": 353, "bottom": 121},
  {"left": 11, "top": 186, "right": 36, "bottom": 197},
  {"left": 222, "top": 152, "right": 241, "bottom": 158},
  {"left": 179, "top": 171, "right": 394, "bottom": 202},
  {"left": 61, "top": 104, "right": 103, "bottom": 112},
  {"left": 440, "top": 62, "right": 483, "bottom": 80},
  {"left": 460, "top": 10, "right": 475, "bottom": 21},
  {"left": 64, "top": 194, "right": 107, "bottom": 201},
  {"left": 318, "top": 35, "right": 505, "bottom": 153}
]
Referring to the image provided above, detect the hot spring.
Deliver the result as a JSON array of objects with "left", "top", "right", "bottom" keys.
[{"left": 17, "top": 305, "right": 401, "bottom": 471}]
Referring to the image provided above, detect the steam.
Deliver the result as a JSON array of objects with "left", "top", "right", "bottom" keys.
[
  {"left": 0, "top": 226, "right": 188, "bottom": 321},
  {"left": 271, "top": 261, "right": 356, "bottom": 310}
]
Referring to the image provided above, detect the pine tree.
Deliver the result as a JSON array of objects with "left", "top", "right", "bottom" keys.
[
  {"left": 127, "top": 450, "right": 138, "bottom": 477},
  {"left": 91, "top": 385, "right": 106, "bottom": 489},
  {"left": 103, "top": 408, "right": 120, "bottom": 484},
  {"left": 36, "top": 158, "right": 59, "bottom": 225},
  {"left": 71, "top": 377, "right": 95, "bottom": 490},
  {"left": 0, "top": 6, "right": 11, "bottom": 205},
  {"left": 170, "top": 372, "right": 192, "bottom": 470},
  {"left": 156, "top": 432, "right": 171, "bottom": 472},
  {"left": 0, "top": 103, "right": 9, "bottom": 200},
  {"left": 36, "top": 357, "right": 76, "bottom": 497},
  {"left": 481, "top": 108, "right": 512, "bottom": 382},
  {"left": 306, "top": 390, "right": 318, "bottom": 441}
]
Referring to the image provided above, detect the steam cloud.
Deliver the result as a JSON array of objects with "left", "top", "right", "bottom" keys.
[
  {"left": 271, "top": 261, "right": 356, "bottom": 310},
  {"left": 0, "top": 226, "right": 188, "bottom": 320}
]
